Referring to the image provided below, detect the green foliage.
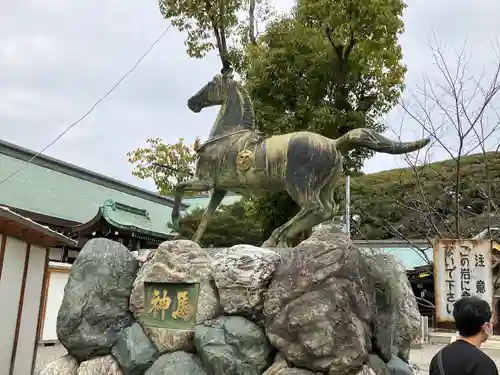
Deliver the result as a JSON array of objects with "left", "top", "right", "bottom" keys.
[
  {"left": 243, "top": 0, "right": 406, "bottom": 159},
  {"left": 127, "top": 138, "right": 196, "bottom": 196},
  {"left": 175, "top": 200, "right": 262, "bottom": 247},
  {"left": 159, "top": 0, "right": 238, "bottom": 61},
  {"left": 344, "top": 152, "right": 500, "bottom": 240},
  {"left": 239, "top": 0, "right": 407, "bottom": 237},
  {"left": 158, "top": 0, "right": 273, "bottom": 71}
]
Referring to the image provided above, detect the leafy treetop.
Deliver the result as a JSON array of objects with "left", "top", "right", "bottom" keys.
[
  {"left": 127, "top": 137, "right": 197, "bottom": 196},
  {"left": 242, "top": 0, "right": 407, "bottom": 170},
  {"left": 159, "top": 0, "right": 256, "bottom": 72}
]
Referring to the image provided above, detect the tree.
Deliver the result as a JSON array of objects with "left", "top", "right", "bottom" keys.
[
  {"left": 346, "top": 39, "right": 500, "bottom": 263},
  {"left": 127, "top": 137, "right": 197, "bottom": 196},
  {"left": 243, "top": 0, "right": 406, "bottom": 166},
  {"left": 393, "top": 39, "right": 500, "bottom": 241},
  {"left": 158, "top": 0, "right": 273, "bottom": 72},
  {"left": 240, "top": 0, "right": 407, "bottom": 240},
  {"left": 156, "top": 0, "right": 407, "bottom": 244},
  {"left": 175, "top": 200, "right": 262, "bottom": 247}
]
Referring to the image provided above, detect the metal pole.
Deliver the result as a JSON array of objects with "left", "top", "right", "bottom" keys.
[{"left": 346, "top": 175, "right": 351, "bottom": 238}]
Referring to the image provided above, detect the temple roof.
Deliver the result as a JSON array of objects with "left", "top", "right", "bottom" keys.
[
  {"left": 71, "top": 199, "right": 171, "bottom": 239},
  {"left": 0, "top": 139, "right": 187, "bottom": 234},
  {"left": 0, "top": 205, "right": 76, "bottom": 248}
]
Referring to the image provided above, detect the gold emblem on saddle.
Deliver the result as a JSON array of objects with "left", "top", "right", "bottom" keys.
[{"left": 236, "top": 149, "right": 253, "bottom": 171}]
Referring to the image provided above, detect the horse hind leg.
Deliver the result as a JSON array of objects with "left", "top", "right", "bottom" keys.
[
  {"left": 261, "top": 169, "right": 341, "bottom": 248},
  {"left": 261, "top": 200, "right": 324, "bottom": 248},
  {"left": 262, "top": 184, "right": 326, "bottom": 248},
  {"left": 280, "top": 175, "right": 340, "bottom": 246},
  {"left": 280, "top": 204, "right": 325, "bottom": 247},
  {"left": 318, "top": 172, "right": 340, "bottom": 223}
]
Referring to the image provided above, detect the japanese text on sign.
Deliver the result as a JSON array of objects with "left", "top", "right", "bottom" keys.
[
  {"left": 142, "top": 282, "right": 200, "bottom": 330},
  {"left": 434, "top": 240, "right": 492, "bottom": 322}
]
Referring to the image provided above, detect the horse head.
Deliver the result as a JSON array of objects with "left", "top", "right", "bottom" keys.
[{"left": 187, "top": 68, "right": 234, "bottom": 113}]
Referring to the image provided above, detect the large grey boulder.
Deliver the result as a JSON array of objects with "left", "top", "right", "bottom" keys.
[
  {"left": 366, "top": 254, "right": 421, "bottom": 362},
  {"left": 77, "top": 355, "right": 122, "bottom": 375},
  {"left": 261, "top": 354, "right": 318, "bottom": 375},
  {"left": 387, "top": 356, "right": 414, "bottom": 375},
  {"left": 145, "top": 351, "right": 207, "bottom": 375},
  {"left": 263, "top": 225, "right": 373, "bottom": 375},
  {"left": 57, "top": 239, "right": 138, "bottom": 362},
  {"left": 131, "top": 249, "right": 154, "bottom": 266},
  {"left": 39, "top": 355, "right": 78, "bottom": 375},
  {"left": 263, "top": 224, "right": 420, "bottom": 375},
  {"left": 130, "top": 240, "right": 220, "bottom": 353},
  {"left": 195, "top": 316, "right": 273, "bottom": 375},
  {"left": 111, "top": 323, "right": 159, "bottom": 375},
  {"left": 368, "top": 354, "right": 390, "bottom": 375},
  {"left": 211, "top": 245, "right": 280, "bottom": 316}
]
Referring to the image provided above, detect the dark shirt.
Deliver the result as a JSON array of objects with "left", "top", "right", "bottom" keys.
[{"left": 429, "top": 340, "right": 498, "bottom": 375}]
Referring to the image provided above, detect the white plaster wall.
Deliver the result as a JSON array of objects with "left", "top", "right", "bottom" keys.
[
  {"left": 0, "top": 236, "right": 27, "bottom": 372},
  {"left": 49, "top": 247, "right": 63, "bottom": 262},
  {"left": 42, "top": 269, "right": 70, "bottom": 342},
  {"left": 12, "top": 245, "right": 46, "bottom": 375}
]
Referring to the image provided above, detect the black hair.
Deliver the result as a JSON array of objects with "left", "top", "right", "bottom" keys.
[{"left": 453, "top": 296, "right": 492, "bottom": 337}]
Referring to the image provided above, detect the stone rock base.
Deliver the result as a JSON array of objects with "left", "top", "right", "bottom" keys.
[{"left": 42, "top": 226, "right": 420, "bottom": 375}]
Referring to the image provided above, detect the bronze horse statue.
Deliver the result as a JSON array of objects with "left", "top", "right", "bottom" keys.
[{"left": 171, "top": 70, "right": 430, "bottom": 247}]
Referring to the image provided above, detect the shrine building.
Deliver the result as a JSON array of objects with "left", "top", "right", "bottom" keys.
[{"left": 0, "top": 139, "right": 189, "bottom": 263}]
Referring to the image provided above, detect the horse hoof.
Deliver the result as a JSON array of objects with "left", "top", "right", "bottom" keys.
[
  {"left": 276, "top": 240, "right": 290, "bottom": 248},
  {"left": 262, "top": 239, "right": 277, "bottom": 248}
]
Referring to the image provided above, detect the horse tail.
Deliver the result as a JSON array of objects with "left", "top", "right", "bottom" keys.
[{"left": 333, "top": 128, "right": 430, "bottom": 155}]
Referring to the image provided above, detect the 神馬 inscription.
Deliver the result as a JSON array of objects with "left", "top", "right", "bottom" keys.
[
  {"left": 434, "top": 240, "right": 493, "bottom": 322},
  {"left": 142, "top": 282, "right": 200, "bottom": 330}
]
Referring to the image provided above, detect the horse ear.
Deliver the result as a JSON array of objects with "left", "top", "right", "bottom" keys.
[{"left": 222, "top": 67, "right": 234, "bottom": 77}]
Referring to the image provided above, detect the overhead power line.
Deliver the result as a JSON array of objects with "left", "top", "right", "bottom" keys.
[{"left": 0, "top": 24, "right": 172, "bottom": 187}]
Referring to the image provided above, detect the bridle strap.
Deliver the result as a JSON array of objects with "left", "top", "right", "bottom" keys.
[{"left": 196, "top": 129, "right": 255, "bottom": 153}]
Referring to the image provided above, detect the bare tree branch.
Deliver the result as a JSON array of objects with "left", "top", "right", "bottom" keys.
[{"left": 390, "top": 37, "right": 500, "bottom": 243}]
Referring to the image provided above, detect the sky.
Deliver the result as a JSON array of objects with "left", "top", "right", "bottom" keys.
[{"left": 1, "top": 0, "right": 500, "bottom": 192}]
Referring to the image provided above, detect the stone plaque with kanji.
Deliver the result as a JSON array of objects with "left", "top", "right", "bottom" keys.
[{"left": 142, "top": 282, "right": 200, "bottom": 330}]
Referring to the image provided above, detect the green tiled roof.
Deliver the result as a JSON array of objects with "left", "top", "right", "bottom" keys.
[
  {"left": 361, "top": 246, "right": 433, "bottom": 270},
  {"left": 182, "top": 194, "right": 242, "bottom": 212},
  {"left": 74, "top": 199, "right": 170, "bottom": 240},
  {"left": 0, "top": 140, "right": 186, "bottom": 235}
]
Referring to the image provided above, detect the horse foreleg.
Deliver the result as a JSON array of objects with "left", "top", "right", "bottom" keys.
[
  {"left": 192, "top": 189, "right": 227, "bottom": 243},
  {"left": 171, "top": 178, "right": 213, "bottom": 227}
]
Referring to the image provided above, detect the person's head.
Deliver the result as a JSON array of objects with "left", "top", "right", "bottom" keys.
[{"left": 453, "top": 296, "right": 493, "bottom": 343}]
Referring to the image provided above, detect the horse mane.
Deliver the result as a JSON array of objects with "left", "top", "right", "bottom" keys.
[{"left": 233, "top": 81, "right": 255, "bottom": 130}]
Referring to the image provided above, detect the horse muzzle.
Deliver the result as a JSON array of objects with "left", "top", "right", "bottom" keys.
[{"left": 187, "top": 98, "right": 202, "bottom": 113}]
